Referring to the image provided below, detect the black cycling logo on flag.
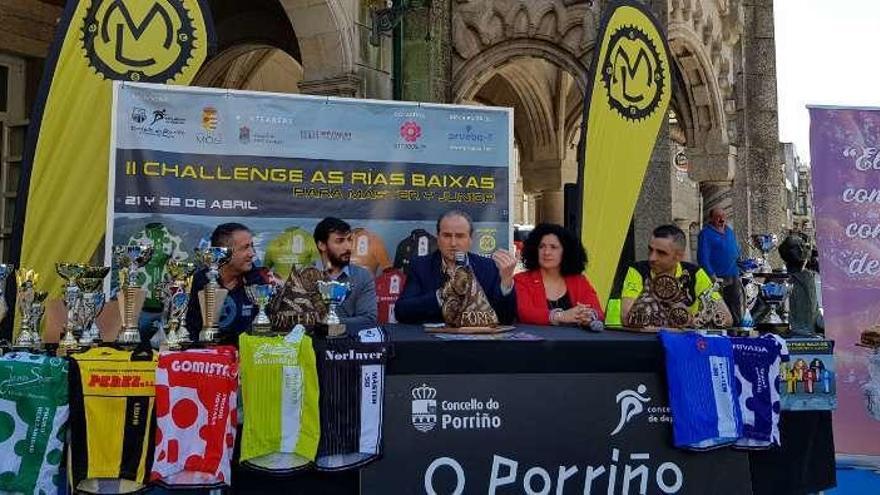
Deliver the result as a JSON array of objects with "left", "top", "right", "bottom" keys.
[
  {"left": 601, "top": 25, "right": 666, "bottom": 121},
  {"left": 81, "top": 0, "right": 197, "bottom": 82}
]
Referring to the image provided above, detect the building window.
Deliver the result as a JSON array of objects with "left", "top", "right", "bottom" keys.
[
  {"left": 0, "top": 54, "right": 26, "bottom": 262},
  {"left": 0, "top": 65, "right": 8, "bottom": 113}
]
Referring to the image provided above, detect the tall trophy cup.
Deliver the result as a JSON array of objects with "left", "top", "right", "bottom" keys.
[
  {"left": 163, "top": 260, "right": 197, "bottom": 349},
  {"left": 195, "top": 247, "right": 231, "bottom": 343},
  {"left": 56, "top": 263, "right": 88, "bottom": 352},
  {"left": 114, "top": 244, "right": 154, "bottom": 345},
  {"left": 245, "top": 284, "right": 276, "bottom": 335},
  {"left": 14, "top": 268, "right": 40, "bottom": 349},
  {"left": 317, "top": 280, "right": 351, "bottom": 338},
  {"left": 76, "top": 269, "right": 109, "bottom": 346},
  {"left": 0, "top": 264, "right": 12, "bottom": 325}
]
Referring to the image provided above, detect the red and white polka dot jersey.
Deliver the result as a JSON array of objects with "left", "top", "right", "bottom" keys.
[{"left": 151, "top": 347, "right": 239, "bottom": 488}]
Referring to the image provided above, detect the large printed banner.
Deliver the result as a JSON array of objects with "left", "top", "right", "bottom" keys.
[
  {"left": 809, "top": 106, "right": 880, "bottom": 464},
  {"left": 362, "top": 373, "right": 751, "bottom": 494},
  {"left": 109, "top": 82, "right": 511, "bottom": 308}
]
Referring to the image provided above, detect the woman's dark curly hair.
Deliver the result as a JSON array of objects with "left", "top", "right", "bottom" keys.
[{"left": 521, "top": 223, "right": 587, "bottom": 275}]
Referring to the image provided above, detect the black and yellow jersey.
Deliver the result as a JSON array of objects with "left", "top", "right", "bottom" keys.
[{"left": 68, "top": 347, "right": 158, "bottom": 494}]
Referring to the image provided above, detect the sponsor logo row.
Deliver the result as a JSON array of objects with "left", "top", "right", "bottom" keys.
[{"left": 126, "top": 105, "right": 500, "bottom": 153}]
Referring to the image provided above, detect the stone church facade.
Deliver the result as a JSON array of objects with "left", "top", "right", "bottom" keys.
[{"left": 3, "top": 0, "right": 787, "bottom": 262}]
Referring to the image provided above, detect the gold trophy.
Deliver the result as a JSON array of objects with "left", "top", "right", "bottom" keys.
[
  {"left": 76, "top": 267, "right": 109, "bottom": 345},
  {"left": 114, "top": 244, "right": 154, "bottom": 345},
  {"left": 56, "top": 263, "right": 88, "bottom": 352},
  {"left": 245, "top": 284, "right": 277, "bottom": 334},
  {"left": 195, "top": 247, "right": 231, "bottom": 343},
  {"left": 14, "top": 268, "right": 41, "bottom": 349},
  {"left": 163, "top": 260, "right": 197, "bottom": 349},
  {"left": 0, "top": 264, "right": 12, "bottom": 325}
]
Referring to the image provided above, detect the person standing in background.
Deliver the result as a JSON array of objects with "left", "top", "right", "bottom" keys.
[{"left": 697, "top": 207, "right": 743, "bottom": 325}]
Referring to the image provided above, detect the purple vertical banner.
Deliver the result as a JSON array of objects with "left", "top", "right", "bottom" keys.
[{"left": 810, "top": 106, "right": 880, "bottom": 463}]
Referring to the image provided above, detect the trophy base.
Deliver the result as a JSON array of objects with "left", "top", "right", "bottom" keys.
[
  {"left": 13, "top": 330, "right": 37, "bottom": 350},
  {"left": 58, "top": 337, "right": 82, "bottom": 355},
  {"left": 250, "top": 321, "right": 273, "bottom": 335},
  {"left": 116, "top": 328, "right": 142, "bottom": 345},
  {"left": 199, "top": 327, "right": 220, "bottom": 344}
]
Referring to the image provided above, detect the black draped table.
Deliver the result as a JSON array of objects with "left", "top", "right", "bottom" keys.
[{"left": 233, "top": 324, "right": 836, "bottom": 495}]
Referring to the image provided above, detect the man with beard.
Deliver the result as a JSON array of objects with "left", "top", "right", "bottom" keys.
[{"left": 313, "top": 217, "right": 378, "bottom": 331}]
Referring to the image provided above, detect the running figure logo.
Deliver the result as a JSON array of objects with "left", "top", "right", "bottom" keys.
[{"left": 611, "top": 384, "right": 651, "bottom": 436}]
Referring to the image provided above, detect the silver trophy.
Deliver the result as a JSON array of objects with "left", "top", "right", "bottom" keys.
[
  {"left": 163, "top": 260, "right": 197, "bottom": 349},
  {"left": 0, "top": 264, "right": 13, "bottom": 325},
  {"left": 114, "top": 244, "right": 154, "bottom": 345},
  {"left": 76, "top": 269, "right": 109, "bottom": 346},
  {"left": 738, "top": 257, "right": 762, "bottom": 328},
  {"left": 28, "top": 291, "right": 47, "bottom": 349},
  {"left": 195, "top": 247, "right": 231, "bottom": 343},
  {"left": 56, "top": 263, "right": 88, "bottom": 352},
  {"left": 14, "top": 268, "right": 41, "bottom": 349},
  {"left": 246, "top": 284, "right": 277, "bottom": 335},
  {"left": 759, "top": 278, "right": 791, "bottom": 326},
  {"left": 317, "top": 280, "right": 351, "bottom": 338},
  {"left": 750, "top": 234, "right": 780, "bottom": 273}
]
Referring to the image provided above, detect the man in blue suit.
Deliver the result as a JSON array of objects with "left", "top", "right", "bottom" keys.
[{"left": 395, "top": 210, "right": 517, "bottom": 324}]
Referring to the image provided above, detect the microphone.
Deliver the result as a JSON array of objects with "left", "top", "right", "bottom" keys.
[
  {"left": 586, "top": 319, "right": 605, "bottom": 333},
  {"left": 454, "top": 251, "right": 467, "bottom": 268}
]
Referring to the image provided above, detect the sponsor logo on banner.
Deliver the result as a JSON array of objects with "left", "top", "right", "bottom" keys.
[
  {"left": 128, "top": 106, "right": 186, "bottom": 139},
  {"left": 81, "top": 0, "right": 198, "bottom": 82},
  {"left": 131, "top": 107, "right": 147, "bottom": 123},
  {"left": 411, "top": 384, "right": 438, "bottom": 432},
  {"left": 410, "top": 383, "right": 502, "bottom": 433},
  {"left": 394, "top": 110, "right": 427, "bottom": 151},
  {"left": 610, "top": 384, "right": 651, "bottom": 435},
  {"left": 235, "top": 114, "right": 287, "bottom": 145},
  {"left": 400, "top": 121, "right": 422, "bottom": 142},
  {"left": 447, "top": 125, "right": 496, "bottom": 153},
  {"left": 196, "top": 106, "right": 223, "bottom": 145},
  {"left": 300, "top": 129, "right": 353, "bottom": 141},
  {"left": 476, "top": 228, "right": 497, "bottom": 255},
  {"left": 448, "top": 112, "right": 493, "bottom": 123},
  {"left": 201, "top": 106, "right": 219, "bottom": 131}
]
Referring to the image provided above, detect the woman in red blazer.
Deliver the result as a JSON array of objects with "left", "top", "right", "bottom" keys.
[{"left": 514, "top": 223, "right": 604, "bottom": 326}]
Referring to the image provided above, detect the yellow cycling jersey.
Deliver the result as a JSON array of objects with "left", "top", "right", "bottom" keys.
[{"left": 68, "top": 347, "right": 158, "bottom": 494}]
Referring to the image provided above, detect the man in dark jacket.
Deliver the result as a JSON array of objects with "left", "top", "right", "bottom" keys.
[{"left": 395, "top": 210, "right": 517, "bottom": 325}]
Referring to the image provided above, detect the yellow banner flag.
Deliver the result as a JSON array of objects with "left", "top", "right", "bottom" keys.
[
  {"left": 12, "top": 1, "right": 214, "bottom": 314},
  {"left": 578, "top": 0, "right": 672, "bottom": 306}
]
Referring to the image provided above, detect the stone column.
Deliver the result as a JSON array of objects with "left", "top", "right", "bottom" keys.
[
  {"left": 520, "top": 157, "right": 564, "bottom": 226},
  {"left": 700, "top": 181, "right": 734, "bottom": 222},
  {"left": 535, "top": 191, "right": 564, "bottom": 225},
  {"left": 738, "top": 0, "right": 787, "bottom": 241},
  {"left": 401, "top": 0, "right": 452, "bottom": 102}
]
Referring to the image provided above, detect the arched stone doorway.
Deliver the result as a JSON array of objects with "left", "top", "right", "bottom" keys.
[
  {"left": 452, "top": 0, "right": 598, "bottom": 225},
  {"left": 195, "top": 0, "right": 389, "bottom": 97}
]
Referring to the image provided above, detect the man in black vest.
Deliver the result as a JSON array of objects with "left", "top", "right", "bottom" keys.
[{"left": 620, "top": 224, "right": 732, "bottom": 328}]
